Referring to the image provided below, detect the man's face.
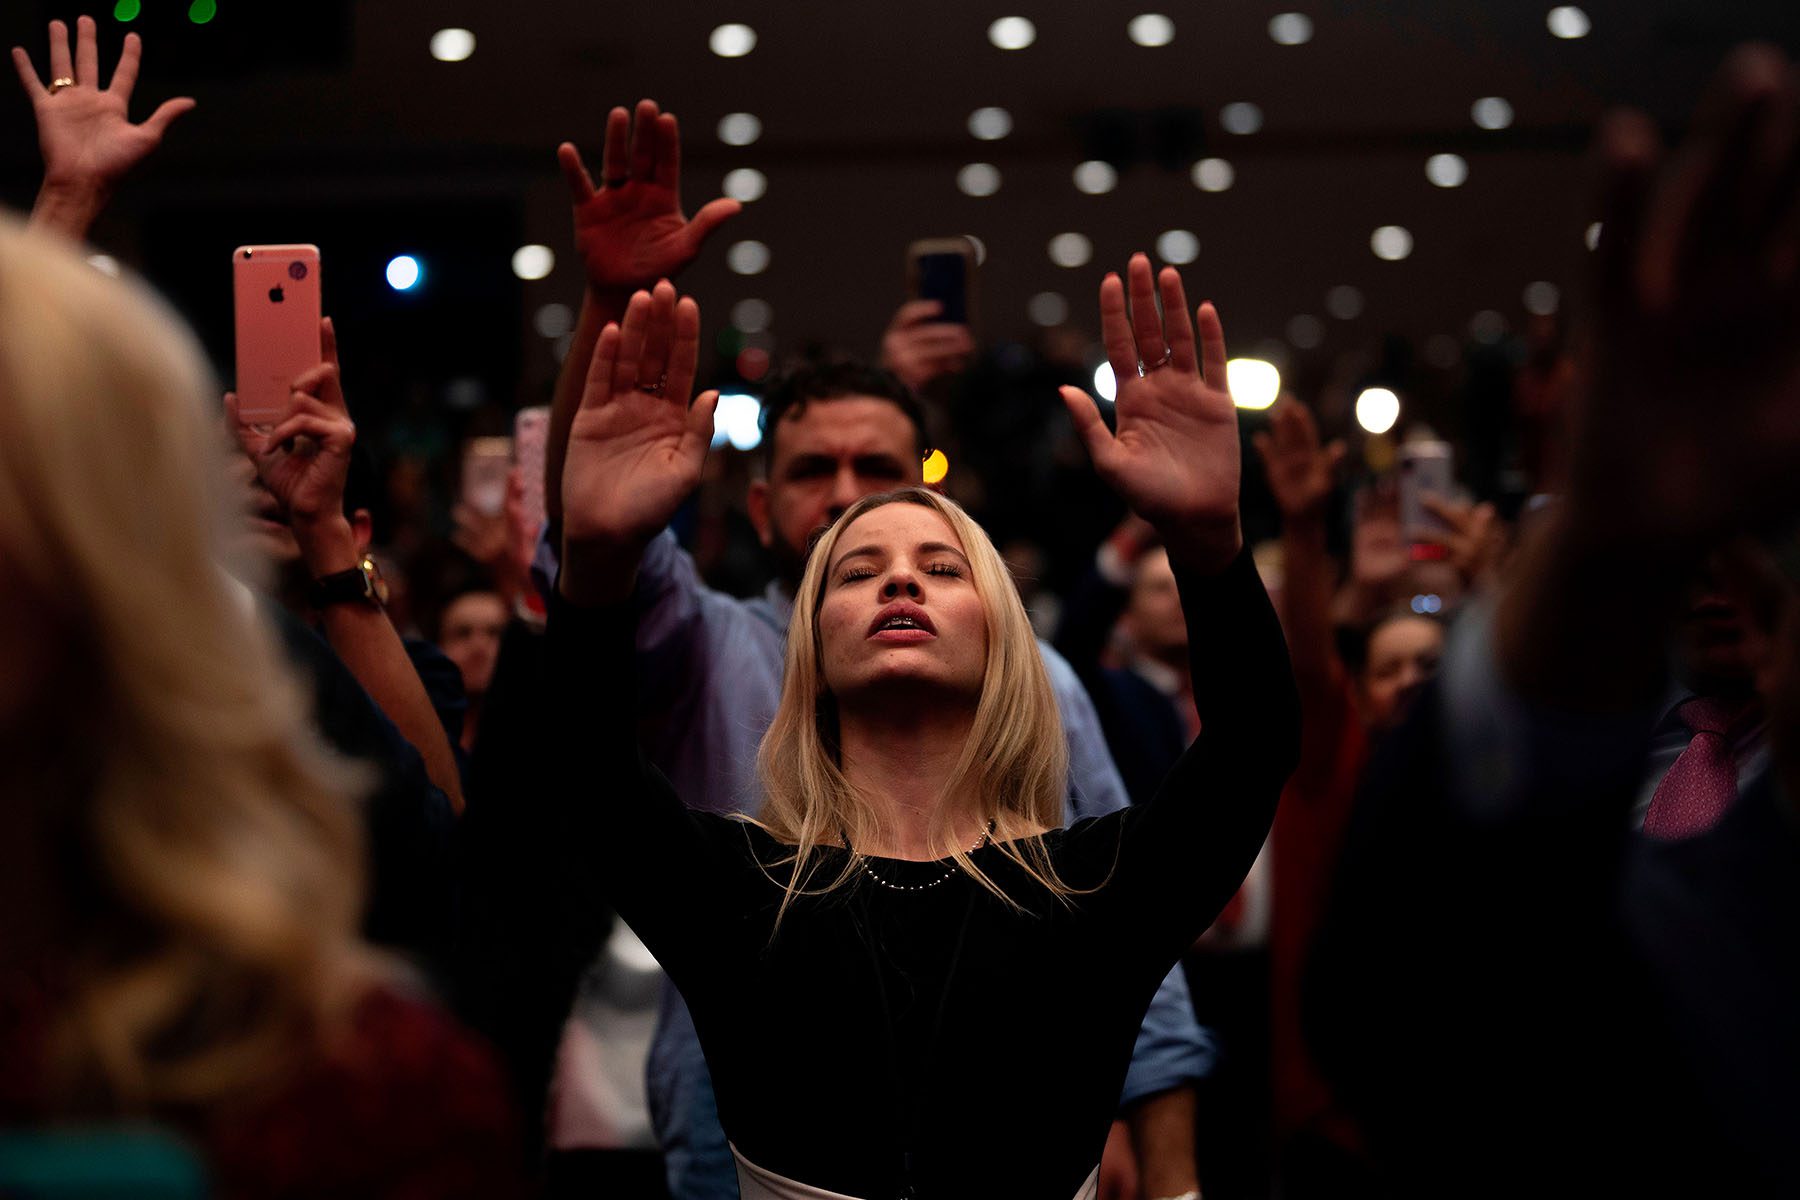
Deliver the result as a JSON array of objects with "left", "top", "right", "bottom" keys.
[
  {"left": 1676, "top": 558, "right": 1764, "bottom": 693},
  {"left": 748, "top": 397, "right": 919, "bottom": 584},
  {"left": 1122, "top": 547, "right": 1187, "bottom": 663}
]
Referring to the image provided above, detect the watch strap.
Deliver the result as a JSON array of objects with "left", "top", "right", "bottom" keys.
[{"left": 308, "top": 565, "right": 377, "bottom": 609}]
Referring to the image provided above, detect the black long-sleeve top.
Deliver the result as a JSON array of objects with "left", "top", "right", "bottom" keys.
[{"left": 544, "top": 548, "right": 1298, "bottom": 1199}]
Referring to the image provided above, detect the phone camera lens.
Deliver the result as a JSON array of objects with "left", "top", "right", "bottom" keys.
[{"left": 288, "top": 262, "right": 309, "bottom": 281}]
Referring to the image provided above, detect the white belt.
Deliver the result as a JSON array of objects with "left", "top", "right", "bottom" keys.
[{"left": 731, "top": 1143, "right": 1099, "bottom": 1200}]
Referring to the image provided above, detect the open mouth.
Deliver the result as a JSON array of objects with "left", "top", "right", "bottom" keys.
[{"left": 868, "top": 603, "right": 936, "bottom": 641}]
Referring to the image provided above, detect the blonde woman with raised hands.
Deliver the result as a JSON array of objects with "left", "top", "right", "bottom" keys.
[{"left": 549, "top": 255, "right": 1298, "bottom": 1200}]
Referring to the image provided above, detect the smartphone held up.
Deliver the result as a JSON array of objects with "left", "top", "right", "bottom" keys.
[
  {"left": 232, "top": 244, "right": 322, "bottom": 424},
  {"left": 906, "top": 237, "right": 978, "bottom": 330}
]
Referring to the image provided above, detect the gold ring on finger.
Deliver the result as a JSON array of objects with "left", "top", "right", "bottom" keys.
[{"left": 48, "top": 77, "right": 76, "bottom": 94}]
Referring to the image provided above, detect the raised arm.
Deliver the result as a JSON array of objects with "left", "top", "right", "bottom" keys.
[
  {"left": 1253, "top": 400, "right": 1345, "bottom": 697},
  {"left": 547, "top": 284, "right": 773, "bottom": 975},
  {"left": 12, "top": 15, "right": 193, "bottom": 240},
  {"left": 1500, "top": 46, "right": 1800, "bottom": 712},
  {"left": 229, "top": 320, "right": 465, "bottom": 814},
  {"left": 545, "top": 100, "right": 739, "bottom": 524},
  {"left": 1060, "top": 254, "right": 1300, "bottom": 949}
]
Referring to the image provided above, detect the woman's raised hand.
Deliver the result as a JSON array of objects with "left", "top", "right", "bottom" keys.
[
  {"left": 559, "top": 281, "right": 718, "bottom": 602},
  {"left": 1061, "top": 254, "right": 1243, "bottom": 573},
  {"left": 13, "top": 17, "right": 194, "bottom": 210}
]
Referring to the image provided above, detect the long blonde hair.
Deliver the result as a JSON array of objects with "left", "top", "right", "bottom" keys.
[
  {"left": 0, "top": 217, "right": 374, "bottom": 1116},
  {"left": 753, "top": 487, "right": 1084, "bottom": 925}
]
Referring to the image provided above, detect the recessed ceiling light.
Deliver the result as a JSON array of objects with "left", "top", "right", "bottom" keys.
[
  {"left": 1048, "top": 232, "right": 1093, "bottom": 268},
  {"left": 1355, "top": 387, "right": 1400, "bottom": 434},
  {"left": 968, "top": 106, "right": 1013, "bottom": 140},
  {"left": 1220, "top": 102, "right": 1263, "bottom": 135},
  {"left": 1546, "top": 6, "right": 1590, "bottom": 39},
  {"left": 988, "top": 17, "right": 1036, "bottom": 50},
  {"left": 1522, "top": 281, "right": 1560, "bottom": 315},
  {"left": 957, "top": 163, "right": 1002, "bottom": 197},
  {"left": 718, "top": 113, "right": 762, "bottom": 146},
  {"left": 1326, "top": 285, "right": 1365, "bottom": 320},
  {"left": 1371, "top": 225, "right": 1414, "bottom": 261},
  {"left": 1029, "top": 292, "right": 1069, "bottom": 326},
  {"left": 1268, "top": 12, "right": 1313, "bottom": 44},
  {"left": 723, "top": 168, "right": 766, "bottom": 202},
  {"left": 1286, "top": 315, "right": 1324, "bottom": 349},
  {"left": 1156, "top": 229, "right": 1199, "bottom": 264},
  {"left": 1128, "top": 13, "right": 1175, "bottom": 47},
  {"left": 1093, "top": 362, "right": 1117, "bottom": 401},
  {"left": 727, "top": 240, "right": 770, "bottom": 275},
  {"left": 1472, "top": 96, "right": 1514, "bottom": 130},
  {"left": 511, "top": 244, "right": 555, "bottom": 281},
  {"left": 535, "top": 303, "right": 575, "bottom": 339},
  {"left": 1227, "top": 359, "right": 1281, "bottom": 409},
  {"left": 1469, "top": 309, "right": 1508, "bottom": 342},
  {"left": 709, "top": 23, "right": 757, "bottom": 57},
  {"left": 429, "top": 28, "right": 475, "bottom": 62},
  {"left": 1073, "top": 161, "right": 1118, "bottom": 194},
  {"left": 1191, "top": 157, "right": 1235, "bottom": 192},
  {"left": 731, "top": 297, "right": 772, "bottom": 331},
  {"left": 1425, "top": 153, "right": 1468, "bottom": 188}
]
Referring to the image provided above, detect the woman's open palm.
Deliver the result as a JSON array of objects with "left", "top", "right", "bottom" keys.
[
  {"left": 561, "top": 281, "right": 718, "bottom": 551},
  {"left": 1062, "top": 254, "right": 1243, "bottom": 570}
]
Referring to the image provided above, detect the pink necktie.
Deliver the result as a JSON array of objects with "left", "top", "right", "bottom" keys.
[{"left": 1642, "top": 697, "right": 1753, "bottom": 840}]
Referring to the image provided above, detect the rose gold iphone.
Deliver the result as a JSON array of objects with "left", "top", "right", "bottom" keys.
[{"left": 233, "top": 244, "right": 321, "bottom": 423}]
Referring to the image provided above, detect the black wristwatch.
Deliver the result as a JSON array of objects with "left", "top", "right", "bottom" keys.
[{"left": 308, "top": 555, "right": 389, "bottom": 610}]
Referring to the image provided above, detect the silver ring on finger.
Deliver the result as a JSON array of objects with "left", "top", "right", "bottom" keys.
[
  {"left": 1140, "top": 348, "right": 1175, "bottom": 375},
  {"left": 638, "top": 378, "right": 666, "bottom": 397}
]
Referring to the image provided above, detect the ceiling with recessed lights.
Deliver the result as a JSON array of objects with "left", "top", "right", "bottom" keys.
[{"left": 2, "top": 0, "right": 1797, "bottom": 409}]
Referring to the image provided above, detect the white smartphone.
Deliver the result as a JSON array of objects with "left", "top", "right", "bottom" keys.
[
  {"left": 232, "top": 244, "right": 322, "bottom": 423},
  {"left": 1399, "top": 439, "right": 1455, "bottom": 558},
  {"left": 462, "top": 437, "right": 513, "bottom": 517}
]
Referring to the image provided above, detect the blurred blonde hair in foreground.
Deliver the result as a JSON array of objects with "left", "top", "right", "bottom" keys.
[{"left": 0, "top": 216, "right": 375, "bottom": 1116}]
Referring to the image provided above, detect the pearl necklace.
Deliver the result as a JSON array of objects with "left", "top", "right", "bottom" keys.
[{"left": 856, "top": 822, "right": 994, "bottom": 892}]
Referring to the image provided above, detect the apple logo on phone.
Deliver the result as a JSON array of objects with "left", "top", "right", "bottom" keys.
[{"left": 268, "top": 285, "right": 285, "bottom": 303}]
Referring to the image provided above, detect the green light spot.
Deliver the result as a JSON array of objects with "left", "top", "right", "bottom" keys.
[
  {"left": 188, "top": 0, "right": 217, "bottom": 24},
  {"left": 113, "top": 0, "right": 141, "bottom": 21}
]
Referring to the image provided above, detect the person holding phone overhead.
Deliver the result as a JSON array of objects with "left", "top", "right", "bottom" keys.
[
  {"left": 544, "top": 253, "right": 1297, "bottom": 1199},
  {"left": 0, "top": 210, "right": 524, "bottom": 1197}
]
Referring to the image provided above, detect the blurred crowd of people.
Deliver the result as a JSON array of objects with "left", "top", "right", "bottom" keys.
[{"left": 3, "top": 14, "right": 1799, "bottom": 1200}]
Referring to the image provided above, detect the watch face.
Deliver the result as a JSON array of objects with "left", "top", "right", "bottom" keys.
[{"left": 360, "top": 556, "right": 391, "bottom": 606}]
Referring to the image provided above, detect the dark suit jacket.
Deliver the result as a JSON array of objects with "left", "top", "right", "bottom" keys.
[{"left": 1306, "top": 678, "right": 1797, "bottom": 1197}]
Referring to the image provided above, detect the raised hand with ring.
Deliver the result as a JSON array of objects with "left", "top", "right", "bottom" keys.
[{"left": 556, "top": 99, "right": 742, "bottom": 294}]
